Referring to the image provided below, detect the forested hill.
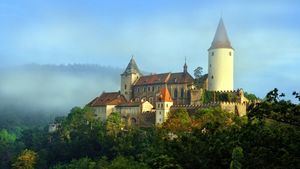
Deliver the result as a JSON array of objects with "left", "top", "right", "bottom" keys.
[{"left": 0, "top": 64, "right": 121, "bottom": 128}]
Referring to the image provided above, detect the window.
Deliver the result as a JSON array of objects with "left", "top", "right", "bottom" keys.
[
  {"left": 124, "top": 84, "right": 127, "bottom": 89},
  {"left": 180, "top": 88, "right": 184, "bottom": 98},
  {"left": 137, "top": 87, "right": 140, "bottom": 92},
  {"left": 166, "top": 104, "right": 168, "bottom": 107},
  {"left": 229, "top": 51, "right": 232, "bottom": 56},
  {"left": 149, "top": 97, "right": 153, "bottom": 103},
  {"left": 148, "top": 86, "right": 151, "bottom": 92},
  {"left": 152, "top": 86, "right": 154, "bottom": 92},
  {"left": 159, "top": 111, "right": 161, "bottom": 115},
  {"left": 211, "top": 75, "right": 214, "bottom": 79},
  {"left": 211, "top": 52, "right": 214, "bottom": 56},
  {"left": 159, "top": 118, "right": 162, "bottom": 122},
  {"left": 174, "top": 88, "right": 178, "bottom": 98},
  {"left": 210, "top": 64, "right": 211, "bottom": 67},
  {"left": 143, "top": 87, "right": 146, "bottom": 92}
]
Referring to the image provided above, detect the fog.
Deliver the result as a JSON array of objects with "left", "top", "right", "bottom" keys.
[{"left": 0, "top": 64, "right": 121, "bottom": 116}]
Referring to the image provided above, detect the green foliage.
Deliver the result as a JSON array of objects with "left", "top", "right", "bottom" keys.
[
  {"left": 194, "top": 66, "right": 203, "bottom": 79},
  {"left": 0, "top": 129, "right": 16, "bottom": 144},
  {"left": 202, "top": 90, "right": 239, "bottom": 103},
  {"left": 248, "top": 88, "right": 300, "bottom": 126},
  {"left": 52, "top": 157, "right": 99, "bottom": 169},
  {"left": 1, "top": 89, "right": 299, "bottom": 169},
  {"left": 106, "top": 112, "right": 125, "bottom": 137},
  {"left": 109, "top": 156, "right": 149, "bottom": 169},
  {"left": 163, "top": 108, "right": 191, "bottom": 133},
  {"left": 244, "top": 92, "right": 259, "bottom": 101},
  {"left": 230, "top": 147, "right": 243, "bottom": 169},
  {"left": 12, "top": 149, "right": 38, "bottom": 169}
]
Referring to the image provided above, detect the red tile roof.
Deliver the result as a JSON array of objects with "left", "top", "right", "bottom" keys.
[
  {"left": 158, "top": 87, "right": 173, "bottom": 102},
  {"left": 134, "top": 73, "right": 170, "bottom": 86},
  {"left": 87, "top": 92, "right": 127, "bottom": 107},
  {"left": 134, "top": 72, "right": 193, "bottom": 86}
]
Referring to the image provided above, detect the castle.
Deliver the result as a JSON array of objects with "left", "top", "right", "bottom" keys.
[{"left": 87, "top": 18, "right": 248, "bottom": 126}]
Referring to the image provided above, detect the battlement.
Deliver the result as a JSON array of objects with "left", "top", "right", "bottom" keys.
[
  {"left": 173, "top": 101, "right": 247, "bottom": 108},
  {"left": 171, "top": 101, "right": 248, "bottom": 116}
]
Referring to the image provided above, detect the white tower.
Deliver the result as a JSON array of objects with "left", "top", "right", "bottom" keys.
[
  {"left": 121, "top": 56, "right": 141, "bottom": 101},
  {"left": 208, "top": 18, "right": 234, "bottom": 91}
]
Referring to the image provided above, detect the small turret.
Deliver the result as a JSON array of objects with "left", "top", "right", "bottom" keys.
[{"left": 155, "top": 87, "right": 173, "bottom": 124}]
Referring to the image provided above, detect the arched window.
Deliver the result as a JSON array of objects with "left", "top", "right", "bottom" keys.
[
  {"left": 149, "top": 97, "right": 153, "bottom": 103},
  {"left": 187, "top": 90, "right": 191, "bottom": 99},
  {"left": 180, "top": 88, "right": 184, "bottom": 98},
  {"left": 174, "top": 88, "right": 178, "bottom": 98}
]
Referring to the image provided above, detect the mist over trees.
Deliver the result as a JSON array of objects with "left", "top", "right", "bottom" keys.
[{"left": 0, "top": 64, "right": 121, "bottom": 128}]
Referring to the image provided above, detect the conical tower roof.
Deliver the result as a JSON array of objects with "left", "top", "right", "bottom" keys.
[
  {"left": 122, "top": 56, "right": 141, "bottom": 75},
  {"left": 158, "top": 87, "right": 173, "bottom": 102},
  {"left": 209, "top": 18, "right": 233, "bottom": 50}
]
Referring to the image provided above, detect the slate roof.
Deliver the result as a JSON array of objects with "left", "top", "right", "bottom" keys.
[
  {"left": 134, "top": 72, "right": 194, "bottom": 86},
  {"left": 122, "top": 57, "right": 141, "bottom": 75},
  {"left": 87, "top": 92, "right": 127, "bottom": 107},
  {"left": 209, "top": 18, "right": 233, "bottom": 50}
]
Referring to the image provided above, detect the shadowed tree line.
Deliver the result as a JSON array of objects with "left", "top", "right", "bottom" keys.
[{"left": 0, "top": 89, "right": 299, "bottom": 169}]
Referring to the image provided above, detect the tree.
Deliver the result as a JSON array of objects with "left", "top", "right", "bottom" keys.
[
  {"left": 109, "top": 156, "right": 149, "bottom": 169},
  {"left": 230, "top": 147, "right": 243, "bottom": 169},
  {"left": 194, "top": 67, "right": 203, "bottom": 79},
  {"left": 106, "top": 112, "right": 125, "bottom": 137},
  {"left": 12, "top": 149, "right": 38, "bottom": 169},
  {"left": 163, "top": 108, "right": 191, "bottom": 133}
]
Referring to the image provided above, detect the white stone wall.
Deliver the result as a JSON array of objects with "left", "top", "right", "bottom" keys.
[
  {"left": 155, "top": 101, "right": 173, "bottom": 124},
  {"left": 93, "top": 105, "right": 116, "bottom": 122},
  {"left": 208, "top": 48, "right": 234, "bottom": 91}
]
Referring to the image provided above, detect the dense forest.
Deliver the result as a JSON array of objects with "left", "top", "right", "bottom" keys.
[{"left": 0, "top": 88, "right": 299, "bottom": 169}]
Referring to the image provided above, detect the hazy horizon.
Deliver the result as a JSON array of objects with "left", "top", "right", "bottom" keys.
[{"left": 0, "top": 0, "right": 299, "bottom": 113}]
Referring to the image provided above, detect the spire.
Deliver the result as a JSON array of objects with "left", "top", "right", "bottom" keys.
[
  {"left": 158, "top": 87, "right": 173, "bottom": 102},
  {"left": 209, "top": 18, "right": 233, "bottom": 50},
  {"left": 122, "top": 56, "right": 141, "bottom": 75},
  {"left": 183, "top": 56, "right": 188, "bottom": 74}
]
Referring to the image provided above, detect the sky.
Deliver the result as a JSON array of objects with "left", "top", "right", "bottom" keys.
[{"left": 0, "top": 0, "right": 299, "bottom": 99}]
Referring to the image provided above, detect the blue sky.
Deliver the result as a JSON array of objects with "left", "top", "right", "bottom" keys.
[{"left": 0, "top": 0, "right": 299, "bottom": 99}]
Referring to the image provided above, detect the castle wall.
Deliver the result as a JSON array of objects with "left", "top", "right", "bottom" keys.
[{"left": 171, "top": 102, "right": 247, "bottom": 117}]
